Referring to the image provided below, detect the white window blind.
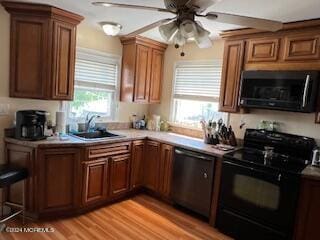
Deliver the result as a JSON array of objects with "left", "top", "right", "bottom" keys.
[
  {"left": 173, "top": 61, "right": 222, "bottom": 102},
  {"left": 75, "top": 48, "right": 118, "bottom": 91}
]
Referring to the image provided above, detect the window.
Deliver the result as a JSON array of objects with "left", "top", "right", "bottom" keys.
[
  {"left": 68, "top": 48, "right": 120, "bottom": 120},
  {"left": 171, "top": 61, "right": 226, "bottom": 128}
]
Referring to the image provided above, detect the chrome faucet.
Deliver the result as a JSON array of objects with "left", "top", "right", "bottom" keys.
[{"left": 85, "top": 114, "right": 100, "bottom": 132}]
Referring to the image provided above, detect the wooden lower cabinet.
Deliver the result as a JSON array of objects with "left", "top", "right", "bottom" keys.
[
  {"left": 4, "top": 140, "right": 173, "bottom": 218},
  {"left": 143, "top": 141, "right": 161, "bottom": 191},
  {"left": 82, "top": 159, "right": 108, "bottom": 205},
  {"left": 130, "top": 140, "right": 145, "bottom": 189},
  {"left": 5, "top": 143, "right": 36, "bottom": 213},
  {"left": 109, "top": 154, "right": 131, "bottom": 197},
  {"left": 38, "top": 148, "right": 81, "bottom": 214},
  {"left": 158, "top": 144, "right": 174, "bottom": 197},
  {"left": 294, "top": 177, "right": 320, "bottom": 240}
]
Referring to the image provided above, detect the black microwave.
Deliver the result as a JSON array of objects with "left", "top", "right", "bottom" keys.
[{"left": 239, "top": 71, "right": 320, "bottom": 113}]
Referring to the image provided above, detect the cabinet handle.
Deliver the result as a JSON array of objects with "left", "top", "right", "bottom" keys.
[
  {"left": 302, "top": 75, "right": 310, "bottom": 108},
  {"left": 203, "top": 173, "right": 208, "bottom": 179},
  {"left": 277, "top": 174, "right": 282, "bottom": 182}
]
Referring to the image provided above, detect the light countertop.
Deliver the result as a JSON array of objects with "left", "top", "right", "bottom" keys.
[
  {"left": 5, "top": 129, "right": 235, "bottom": 158},
  {"left": 302, "top": 165, "right": 320, "bottom": 181}
]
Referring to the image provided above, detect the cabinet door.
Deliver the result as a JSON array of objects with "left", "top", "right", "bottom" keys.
[
  {"left": 109, "top": 154, "right": 131, "bottom": 197},
  {"left": 82, "top": 159, "right": 108, "bottom": 205},
  {"left": 158, "top": 144, "right": 174, "bottom": 197},
  {"left": 219, "top": 40, "right": 245, "bottom": 113},
  {"left": 130, "top": 140, "right": 145, "bottom": 189},
  {"left": 149, "top": 49, "right": 164, "bottom": 103},
  {"left": 284, "top": 34, "right": 320, "bottom": 61},
  {"left": 52, "top": 21, "right": 76, "bottom": 100},
  {"left": 134, "top": 45, "right": 152, "bottom": 103},
  {"left": 294, "top": 178, "right": 320, "bottom": 240},
  {"left": 38, "top": 148, "right": 81, "bottom": 213},
  {"left": 5, "top": 144, "right": 36, "bottom": 212},
  {"left": 144, "top": 141, "right": 161, "bottom": 191},
  {"left": 246, "top": 38, "right": 279, "bottom": 62},
  {"left": 10, "top": 16, "right": 49, "bottom": 99}
]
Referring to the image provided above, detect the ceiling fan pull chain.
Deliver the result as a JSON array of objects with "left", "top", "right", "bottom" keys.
[{"left": 180, "top": 45, "right": 185, "bottom": 57}]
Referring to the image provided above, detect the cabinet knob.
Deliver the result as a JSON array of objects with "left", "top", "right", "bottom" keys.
[{"left": 203, "top": 173, "right": 208, "bottom": 179}]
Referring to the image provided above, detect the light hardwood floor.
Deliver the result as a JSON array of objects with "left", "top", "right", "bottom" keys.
[{"left": 0, "top": 194, "right": 232, "bottom": 240}]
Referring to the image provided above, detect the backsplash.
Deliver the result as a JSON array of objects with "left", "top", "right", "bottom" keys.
[{"left": 230, "top": 109, "right": 320, "bottom": 145}]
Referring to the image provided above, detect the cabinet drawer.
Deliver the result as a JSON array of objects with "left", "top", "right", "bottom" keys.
[{"left": 87, "top": 142, "right": 131, "bottom": 159}]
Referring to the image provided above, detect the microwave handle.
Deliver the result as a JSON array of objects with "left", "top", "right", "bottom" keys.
[{"left": 302, "top": 75, "right": 310, "bottom": 108}]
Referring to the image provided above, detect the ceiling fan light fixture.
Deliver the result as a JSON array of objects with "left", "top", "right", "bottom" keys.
[
  {"left": 173, "top": 30, "right": 186, "bottom": 47},
  {"left": 159, "top": 21, "right": 178, "bottom": 42},
  {"left": 100, "top": 22, "right": 122, "bottom": 36},
  {"left": 194, "top": 23, "right": 212, "bottom": 48},
  {"left": 180, "top": 20, "right": 197, "bottom": 39}
]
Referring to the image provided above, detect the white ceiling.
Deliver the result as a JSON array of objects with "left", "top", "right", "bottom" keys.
[{"left": 7, "top": 0, "right": 320, "bottom": 42}]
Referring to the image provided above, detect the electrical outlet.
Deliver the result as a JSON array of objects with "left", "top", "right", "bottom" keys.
[{"left": 0, "top": 104, "right": 10, "bottom": 116}]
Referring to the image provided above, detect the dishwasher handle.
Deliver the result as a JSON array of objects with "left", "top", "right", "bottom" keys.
[{"left": 175, "top": 148, "right": 215, "bottom": 161}]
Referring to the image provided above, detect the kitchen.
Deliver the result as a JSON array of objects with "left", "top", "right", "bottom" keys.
[{"left": 0, "top": 0, "right": 320, "bottom": 239}]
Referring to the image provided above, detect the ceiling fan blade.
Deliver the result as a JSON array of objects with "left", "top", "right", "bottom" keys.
[
  {"left": 92, "top": 2, "right": 175, "bottom": 13},
  {"left": 186, "top": 0, "right": 222, "bottom": 13},
  {"left": 205, "top": 12, "right": 283, "bottom": 31},
  {"left": 124, "top": 18, "right": 176, "bottom": 38}
]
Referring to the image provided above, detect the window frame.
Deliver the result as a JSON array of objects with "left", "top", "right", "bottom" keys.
[
  {"left": 169, "top": 60, "right": 229, "bottom": 129},
  {"left": 65, "top": 47, "right": 122, "bottom": 122}
]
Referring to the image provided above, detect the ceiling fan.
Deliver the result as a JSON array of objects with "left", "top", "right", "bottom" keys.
[{"left": 92, "top": 0, "right": 283, "bottom": 49}]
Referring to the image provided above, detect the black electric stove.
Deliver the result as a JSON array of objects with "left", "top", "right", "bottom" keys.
[{"left": 217, "top": 129, "right": 316, "bottom": 240}]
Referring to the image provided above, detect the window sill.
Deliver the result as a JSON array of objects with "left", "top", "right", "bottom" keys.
[
  {"left": 168, "top": 122, "right": 204, "bottom": 139},
  {"left": 168, "top": 122, "right": 202, "bottom": 131}
]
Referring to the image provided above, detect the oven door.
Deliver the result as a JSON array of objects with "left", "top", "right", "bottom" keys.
[{"left": 219, "top": 160, "right": 300, "bottom": 231}]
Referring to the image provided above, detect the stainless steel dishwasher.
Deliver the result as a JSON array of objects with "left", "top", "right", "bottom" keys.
[{"left": 171, "top": 148, "right": 215, "bottom": 218}]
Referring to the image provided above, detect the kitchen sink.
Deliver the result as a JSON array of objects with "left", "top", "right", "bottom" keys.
[{"left": 70, "top": 131, "right": 124, "bottom": 140}]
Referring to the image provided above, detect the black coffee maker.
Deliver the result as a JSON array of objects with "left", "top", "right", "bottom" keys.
[{"left": 15, "top": 110, "right": 48, "bottom": 141}]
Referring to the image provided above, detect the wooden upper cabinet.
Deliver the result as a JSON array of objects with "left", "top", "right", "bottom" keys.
[
  {"left": 2, "top": 1, "right": 83, "bottom": 100},
  {"left": 144, "top": 140, "right": 161, "bottom": 191},
  {"left": 134, "top": 45, "right": 152, "bottom": 103},
  {"left": 283, "top": 34, "right": 320, "bottom": 61},
  {"left": 246, "top": 38, "right": 279, "bottom": 62},
  {"left": 52, "top": 21, "right": 76, "bottom": 100},
  {"left": 149, "top": 49, "right": 164, "bottom": 103},
  {"left": 219, "top": 40, "right": 245, "bottom": 113},
  {"left": 120, "top": 36, "right": 167, "bottom": 104},
  {"left": 158, "top": 144, "right": 174, "bottom": 198},
  {"left": 9, "top": 16, "right": 49, "bottom": 99},
  {"left": 130, "top": 140, "right": 145, "bottom": 190}
]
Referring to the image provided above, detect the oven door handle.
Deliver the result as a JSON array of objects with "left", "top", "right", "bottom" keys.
[{"left": 223, "top": 160, "right": 282, "bottom": 182}]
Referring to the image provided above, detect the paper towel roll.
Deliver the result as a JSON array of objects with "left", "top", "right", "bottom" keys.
[{"left": 56, "top": 111, "right": 66, "bottom": 134}]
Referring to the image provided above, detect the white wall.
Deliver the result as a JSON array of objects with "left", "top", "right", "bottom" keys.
[{"left": 230, "top": 110, "right": 320, "bottom": 142}]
